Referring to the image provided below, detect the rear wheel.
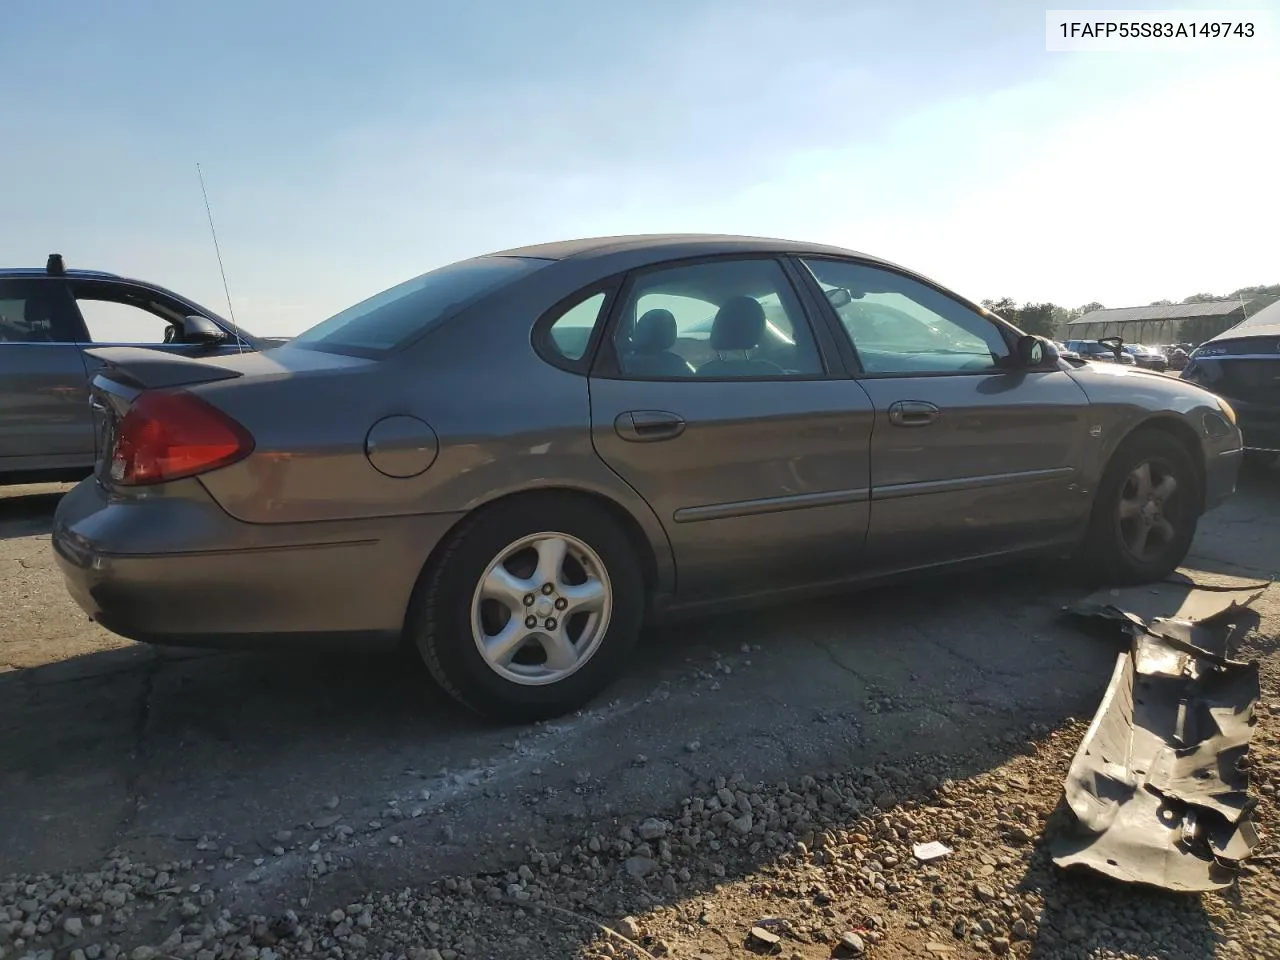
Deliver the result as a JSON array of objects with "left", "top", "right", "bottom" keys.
[
  {"left": 407, "top": 494, "right": 645, "bottom": 722},
  {"left": 1078, "top": 430, "right": 1200, "bottom": 584}
]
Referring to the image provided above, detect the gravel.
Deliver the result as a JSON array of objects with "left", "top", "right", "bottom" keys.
[{"left": 3, "top": 627, "right": 1278, "bottom": 960}]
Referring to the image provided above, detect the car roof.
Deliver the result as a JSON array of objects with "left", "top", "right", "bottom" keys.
[
  {"left": 487, "top": 233, "right": 886, "bottom": 264},
  {"left": 1207, "top": 298, "right": 1280, "bottom": 343},
  {"left": 0, "top": 267, "right": 123, "bottom": 280}
]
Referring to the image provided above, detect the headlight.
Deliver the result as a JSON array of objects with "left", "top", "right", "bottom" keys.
[{"left": 1216, "top": 396, "right": 1237, "bottom": 425}]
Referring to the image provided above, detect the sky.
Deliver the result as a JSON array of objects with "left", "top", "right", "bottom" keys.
[{"left": 1, "top": 0, "right": 1277, "bottom": 336}]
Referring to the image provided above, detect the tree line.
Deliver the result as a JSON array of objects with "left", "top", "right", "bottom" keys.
[{"left": 980, "top": 283, "right": 1280, "bottom": 343}]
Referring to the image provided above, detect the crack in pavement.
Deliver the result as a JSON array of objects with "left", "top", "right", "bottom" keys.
[
  {"left": 809, "top": 637, "right": 874, "bottom": 687},
  {"left": 116, "top": 650, "right": 163, "bottom": 841}
]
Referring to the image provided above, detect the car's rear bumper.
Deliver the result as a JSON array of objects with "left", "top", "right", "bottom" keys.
[
  {"left": 1205, "top": 444, "right": 1243, "bottom": 511},
  {"left": 52, "top": 478, "right": 465, "bottom": 645},
  {"left": 1236, "top": 405, "right": 1280, "bottom": 453}
]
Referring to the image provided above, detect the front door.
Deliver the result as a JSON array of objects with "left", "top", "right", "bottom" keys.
[
  {"left": 795, "top": 256, "right": 1093, "bottom": 570},
  {"left": 0, "top": 277, "right": 96, "bottom": 473},
  {"left": 585, "top": 256, "right": 874, "bottom": 603}
]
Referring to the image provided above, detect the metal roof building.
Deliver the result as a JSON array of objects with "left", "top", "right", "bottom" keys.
[{"left": 1066, "top": 300, "right": 1249, "bottom": 346}]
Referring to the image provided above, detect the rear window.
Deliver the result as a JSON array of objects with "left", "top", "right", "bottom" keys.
[{"left": 292, "top": 255, "right": 549, "bottom": 355}]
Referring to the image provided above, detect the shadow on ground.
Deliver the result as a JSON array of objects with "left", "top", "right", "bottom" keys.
[{"left": 2, "top": 478, "right": 1271, "bottom": 958}]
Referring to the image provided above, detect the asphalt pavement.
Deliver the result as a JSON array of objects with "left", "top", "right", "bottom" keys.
[{"left": 2, "top": 468, "right": 1277, "bottom": 915}]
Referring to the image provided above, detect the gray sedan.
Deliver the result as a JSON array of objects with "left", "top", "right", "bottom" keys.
[{"left": 52, "top": 235, "right": 1244, "bottom": 721}]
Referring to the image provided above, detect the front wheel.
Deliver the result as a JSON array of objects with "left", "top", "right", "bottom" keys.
[
  {"left": 1077, "top": 430, "right": 1200, "bottom": 584},
  {"left": 406, "top": 494, "right": 646, "bottom": 722}
]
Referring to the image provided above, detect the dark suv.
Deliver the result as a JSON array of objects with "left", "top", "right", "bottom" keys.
[
  {"left": 0, "top": 255, "right": 272, "bottom": 483},
  {"left": 1182, "top": 302, "right": 1280, "bottom": 467}
]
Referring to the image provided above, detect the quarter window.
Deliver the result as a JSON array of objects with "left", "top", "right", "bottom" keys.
[
  {"left": 802, "top": 259, "right": 1010, "bottom": 375},
  {"left": 545, "top": 291, "right": 608, "bottom": 362},
  {"left": 611, "top": 259, "right": 824, "bottom": 379}
]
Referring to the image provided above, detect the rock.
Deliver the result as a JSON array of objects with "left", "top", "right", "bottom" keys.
[
  {"left": 637, "top": 818, "right": 668, "bottom": 841},
  {"left": 1012, "top": 919, "right": 1029, "bottom": 939},
  {"left": 991, "top": 938, "right": 1010, "bottom": 955},
  {"left": 685, "top": 741, "right": 702, "bottom": 753},
  {"left": 838, "top": 931, "right": 866, "bottom": 954},
  {"left": 71, "top": 950, "right": 88, "bottom": 960},
  {"left": 131, "top": 948, "right": 158, "bottom": 960},
  {"left": 623, "top": 856, "right": 658, "bottom": 880},
  {"left": 973, "top": 882, "right": 997, "bottom": 902},
  {"left": 749, "top": 926, "right": 781, "bottom": 948},
  {"left": 272, "top": 830, "right": 292, "bottom": 843},
  {"left": 64, "top": 917, "right": 84, "bottom": 936},
  {"left": 616, "top": 916, "right": 642, "bottom": 940},
  {"left": 102, "top": 889, "right": 127, "bottom": 909},
  {"left": 874, "top": 791, "right": 897, "bottom": 810},
  {"left": 324, "top": 796, "right": 340, "bottom": 810}
]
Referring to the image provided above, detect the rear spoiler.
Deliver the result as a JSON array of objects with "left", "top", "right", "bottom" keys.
[{"left": 84, "top": 346, "right": 245, "bottom": 390}]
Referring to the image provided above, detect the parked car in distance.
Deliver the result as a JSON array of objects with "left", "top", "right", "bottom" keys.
[
  {"left": 52, "top": 234, "right": 1243, "bottom": 722},
  {"left": 1164, "top": 344, "right": 1191, "bottom": 371},
  {"left": 0, "top": 255, "right": 277, "bottom": 484},
  {"left": 1123, "top": 343, "right": 1169, "bottom": 372},
  {"left": 1064, "top": 339, "right": 1137, "bottom": 365},
  {"left": 1053, "top": 340, "right": 1081, "bottom": 361},
  {"left": 1182, "top": 299, "right": 1280, "bottom": 468}
]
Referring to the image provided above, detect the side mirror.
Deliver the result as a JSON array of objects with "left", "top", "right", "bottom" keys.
[
  {"left": 180, "top": 315, "right": 229, "bottom": 346},
  {"left": 824, "top": 287, "right": 853, "bottom": 308},
  {"left": 1016, "top": 334, "right": 1047, "bottom": 367}
]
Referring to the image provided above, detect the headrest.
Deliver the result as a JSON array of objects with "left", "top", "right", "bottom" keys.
[
  {"left": 710, "top": 296, "right": 765, "bottom": 352},
  {"left": 632, "top": 309, "right": 677, "bottom": 354},
  {"left": 22, "top": 297, "right": 51, "bottom": 341}
]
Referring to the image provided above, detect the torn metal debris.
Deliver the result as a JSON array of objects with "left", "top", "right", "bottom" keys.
[{"left": 1053, "top": 572, "right": 1269, "bottom": 892}]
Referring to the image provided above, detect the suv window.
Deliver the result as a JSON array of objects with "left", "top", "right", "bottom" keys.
[
  {"left": 69, "top": 280, "right": 225, "bottom": 345},
  {"left": 76, "top": 297, "right": 174, "bottom": 343},
  {"left": 294, "top": 255, "right": 549, "bottom": 355},
  {"left": 611, "top": 258, "right": 824, "bottom": 379},
  {"left": 0, "top": 279, "right": 79, "bottom": 343},
  {"left": 801, "top": 259, "right": 1010, "bottom": 375}
]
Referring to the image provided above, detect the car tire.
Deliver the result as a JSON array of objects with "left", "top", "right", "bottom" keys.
[
  {"left": 406, "top": 493, "right": 646, "bottom": 722},
  {"left": 1077, "top": 429, "right": 1200, "bottom": 585}
]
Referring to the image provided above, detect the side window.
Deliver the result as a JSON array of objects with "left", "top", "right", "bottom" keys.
[
  {"left": 545, "top": 291, "right": 607, "bottom": 362},
  {"left": 612, "top": 258, "right": 824, "bottom": 379},
  {"left": 0, "top": 280, "right": 78, "bottom": 344},
  {"left": 802, "top": 259, "right": 1010, "bottom": 375},
  {"left": 75, "top": 296, "right": 176, "bottom": 344}
]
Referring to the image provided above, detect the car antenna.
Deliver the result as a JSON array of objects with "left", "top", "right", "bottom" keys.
[
  {"left": 46, "top": 253, "right": 65, "bottom": 276},
  {"left": 196, "top": 162, "right": 245, "bottom": 353}
]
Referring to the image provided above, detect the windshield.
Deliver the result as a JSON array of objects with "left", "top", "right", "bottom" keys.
[{"left": 292, "top": 255, "right": 549, "bottom": 355}]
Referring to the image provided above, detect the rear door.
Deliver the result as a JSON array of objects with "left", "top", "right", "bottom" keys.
[
  {"left": 795, "top": 256, "right": 1093, "bottom": 570},
  {"left": 584, "top": 255, "right": 874, "bottom": 603},
  {"left": 0, "top": 277, "right": 96, "bottom": 472},
  {"left": 67, "top": 279, "right": 250, "bottom": 459}
]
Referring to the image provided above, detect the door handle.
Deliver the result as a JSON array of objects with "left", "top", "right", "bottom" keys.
[
  {"left": 887, "top": 400, "right": 939, "bottom": 427},
  {"left": 614, "top": 410, "right": 686, "bottom": 442}
]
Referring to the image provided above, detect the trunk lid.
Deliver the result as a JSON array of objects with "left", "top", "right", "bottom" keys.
[{"left": 86, "top": 343, "right": 372, "bottom": 484}]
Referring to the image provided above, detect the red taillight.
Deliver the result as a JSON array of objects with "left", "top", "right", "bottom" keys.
[{"left": 110, "top": 390, "right": 254, "bottom": 485}]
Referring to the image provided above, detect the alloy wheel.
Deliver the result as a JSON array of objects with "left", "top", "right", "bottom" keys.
[{"left": 470, "top": 532, "right": 613, "bottom": 686}]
